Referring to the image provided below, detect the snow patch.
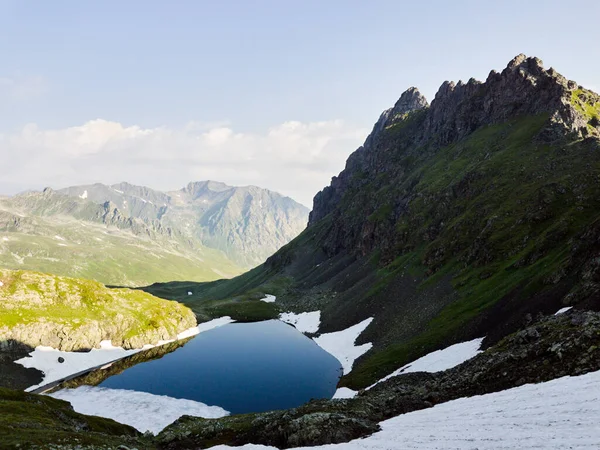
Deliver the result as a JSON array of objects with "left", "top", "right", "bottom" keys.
[
  {"left": 2, "top": 236, "right": 9, "bottom": 241},
  {"left": 369, "top": 337, "right": 484, "bottom": 389},
  {"left": 113, "top": 188, "right": 124, "bottom": 194},
  {"left": 260, "top": 294, "right": 276, "bottom": 303},
  {"left": 79, "top": 190, "right": 88, "bottom": 199},
  {"left": 332, "top": 387, "right": 357, "bottom": 399},
  {"left": 54, "top": 235, "right": 65, "bottom": 241},
  {"left": 17, "top": 341, "right": 140, "bottom": 391},
  {"left": 16, "top": 317, "right": 234, "bottom": 390},
  {"left": 313, "top": 318, "right": 373, "bottom": 375},
  {"left": 279, "top": 311, "right": 320, "bottom": 333},
  {"left": 555, "top": 306, "right": 573, "bottom": 315},
  {"left": 49, "top": 386, "right": 229, "bottom": 434},
  {"left": 212, "top": 370, "right": 600, "bottom": 449},
  {"left": 188, "top": 291, "right": 193, "bottom": 296},
  {"left": 179, "top": 316, "right": 235, "bottom": 340}
]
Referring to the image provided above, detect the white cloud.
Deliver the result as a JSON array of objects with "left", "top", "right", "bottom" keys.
[
  {"left": 0, "top": 75, "right": 46, "bottom": 101},
  {"left": 0, "top": 118, "right": 367, "bottom": 207}
]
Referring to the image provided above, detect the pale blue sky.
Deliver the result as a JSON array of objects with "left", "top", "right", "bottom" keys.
[{"left": 1, "top": 0, "right": 599, "bottom": 205}]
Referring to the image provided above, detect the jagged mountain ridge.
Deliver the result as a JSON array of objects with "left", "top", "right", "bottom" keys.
[
  {"left": 166, "top": 55, "right": 600, "bottom": 389},
  {"left": 57, "top": 180, "right": 310, "bottom": 268},
  {"left": 310, "top": 54, "right": 600, "bottom": 230}
]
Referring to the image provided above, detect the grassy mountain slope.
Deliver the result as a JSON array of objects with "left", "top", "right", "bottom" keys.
[
  {"left": 144, "top": 55, "right": 600, "bottom": 390},
  {"left": 0, "top": 191, "right": 244, "bottom": 286}
]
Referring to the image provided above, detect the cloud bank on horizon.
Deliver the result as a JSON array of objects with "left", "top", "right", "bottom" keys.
[{"left": 1, "top": 118, "right": 367, "bottom": 207}]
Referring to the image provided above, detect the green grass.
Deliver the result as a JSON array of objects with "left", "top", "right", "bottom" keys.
[
  {"left": 571, "top": 88, "right": 600, "bottom": 130},
  {"left": 0, "top": 269, "right": 196, "bottom": 350},
  {"left": 0, "top": 215, "right": 244, "bottom": 287},
  {"left": 140, "top": 266, "right": 287, "bottom": 322}
]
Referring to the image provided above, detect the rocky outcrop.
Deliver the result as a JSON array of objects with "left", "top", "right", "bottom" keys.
[
  {"left": 0, "top": 269, "right": 196, "bottom": 353},
  {"left": 158, "top": 310, "right": 600, "bottom": 449}
]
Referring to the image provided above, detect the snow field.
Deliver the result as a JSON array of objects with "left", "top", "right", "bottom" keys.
[
  {"left": 50, "top": 386, "right": 229, "bottom": 434},
  {"left": 313, "top": 318, "right": 374, "bottom": 375},
  {"left": 213, "top": 369, "right": 600, "bottom": 449},
  {"left": 279, "top": 311, "right": 321, "bottom": 333}
]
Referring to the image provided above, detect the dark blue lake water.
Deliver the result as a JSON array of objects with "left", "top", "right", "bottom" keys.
[{"left": 99, "top": 320, "right": 343, "bottom": 414}]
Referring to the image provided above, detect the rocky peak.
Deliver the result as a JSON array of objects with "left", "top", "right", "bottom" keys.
[
  {"left": 391, "top": 87, "right": 429, "bottom": 117},
  {"left": 364, "top": 87, "right": 429, "bottom": 149},
  {"left": 183, "top": 180, "right": 231, "bottom": 200}
]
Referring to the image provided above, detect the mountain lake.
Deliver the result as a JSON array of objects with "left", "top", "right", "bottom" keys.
[{"left": 97, "top": 319, "right": 343, "bottom": 414}]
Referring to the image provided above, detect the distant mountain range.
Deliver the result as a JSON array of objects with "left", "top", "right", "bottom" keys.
[{"left": 0, "top": 181, "right": 309, "bottom": 286}]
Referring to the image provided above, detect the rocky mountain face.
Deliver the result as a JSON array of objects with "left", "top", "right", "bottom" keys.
[
  {"left": 178, "top": 55, "right": 600, "bottom": 390},
  {"left": 57, "top": 180, "right": 309, "bottom": 268}
]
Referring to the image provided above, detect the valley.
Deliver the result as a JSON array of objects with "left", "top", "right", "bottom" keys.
[{"left": 2, "top": 52, "right": 600, "bottom": 450}]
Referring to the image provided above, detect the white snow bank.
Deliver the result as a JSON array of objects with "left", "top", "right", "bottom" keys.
[
  {"left": 16, "top": 317, "right": 234, "bottom": 391},
  {"left": 260, "top": 294, "right": 276, "bottom": 303},
  {"left": 79, "top": 190, "right": 88, "bottom": 199},
  {"left": 50, "top": 386, "right": 229, "bottom": 434},
  {"left": 213, "top": 369, "right": 600, "bottom": 449},
  {"left": 555, "top": 306, "right": 573, "bottom": 315},
  {"left": 313, "top": 318, "right": 373, "bottom": 375},
  {"left": 369, "top": 337, "right": 484, "bottom": 389},
  {"left": 332, "top": 387, "right": 357, "bottom": 399},
  {"left": 279, "top": 311, "right": 321, "bottom": 333}
]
